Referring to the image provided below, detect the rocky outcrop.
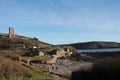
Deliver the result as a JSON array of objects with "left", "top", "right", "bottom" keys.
[
  {"left": 47, "top": 48, "right": 74, "bottom": 64},
  {"left": 47, "top": 57, "right": 57, "bottom": 64}
]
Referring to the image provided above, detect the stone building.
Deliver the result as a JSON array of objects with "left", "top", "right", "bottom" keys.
[{"left": 9, "top": 27, "right": 14, "bottom": 38}]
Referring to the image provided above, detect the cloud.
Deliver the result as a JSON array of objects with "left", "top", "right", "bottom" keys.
[
  {"left": 1, "top": 6, "right": 120, "bottom": 31},
  {"left": 4, "top": 11, "right": 120, "bottom": 31},
  {"left": 35, "top": 10, "right": 120, "bottom": 31}
]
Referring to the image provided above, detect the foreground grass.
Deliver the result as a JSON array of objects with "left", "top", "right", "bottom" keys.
[
  {"left": 0, "top": 56, "right": 53, "bottom": 80},
  {"left": 25, "top": 65, "right": 53, "bottom": 80},
  {"left": 0, "top": 57, "right": 32, "bottom": 80}
]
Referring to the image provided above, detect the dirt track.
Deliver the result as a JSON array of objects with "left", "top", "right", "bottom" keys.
[{"left": 53, "top": 74, "right": 68, "bottom": 80}]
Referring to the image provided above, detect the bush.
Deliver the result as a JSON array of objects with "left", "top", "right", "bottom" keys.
[{"left": 72, "top": 57, "right": 120, "bottom": 80}]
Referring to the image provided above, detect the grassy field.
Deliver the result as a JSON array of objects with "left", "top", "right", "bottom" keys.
[
  {"left": 21, "top": 56, "right": 53, "bottom": 80},
  {"left": 21, "top": 56, "right": 52, "bottom": 61},
  {"left": 25, "top": 65, "right": 53, "bottom": 80}
]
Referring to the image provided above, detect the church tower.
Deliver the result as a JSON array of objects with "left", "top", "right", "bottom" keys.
[{"left": 9, "top": 27, "right": 14, "bottom": 38}]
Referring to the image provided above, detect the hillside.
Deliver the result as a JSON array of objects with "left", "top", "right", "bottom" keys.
[
  {"left": 63, "top": 41, "right": 120, "bottom": 49},
  {"left": 0, "top": 34, "right": 52, "bottom": 50},
  {"left": 0, "top": 34, "right": 54, "bottom": 80}
]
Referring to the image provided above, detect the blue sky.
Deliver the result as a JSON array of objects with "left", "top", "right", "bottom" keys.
[{"left": 0, "top": 0, "right": 120, "bottom": 44}]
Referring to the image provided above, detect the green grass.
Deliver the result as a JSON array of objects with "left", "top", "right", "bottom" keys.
[
  {"left": 62, "top": 73, "right": 71, "bottom": 79},
  {"left": 21, "top": 56, "right": 53, "bottom": 80},
  {"left": 21, "top": 56, "right": 52, "bottom": 61},
  {"left": 25, "top": 65, "right": 53, "bottom": 80}
]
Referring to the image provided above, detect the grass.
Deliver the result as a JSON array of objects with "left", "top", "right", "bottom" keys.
[
  {"left": 21, "top": 56, "right": 53, "bottom": 80},
  {"left": 24, "top": 65, "right": 53, "bottom": 80},
  {"left": 0, "top": 37, "right": 51, "bottom": 50},
  {"left": 62, "top": 73, "right": 71, "bottom": 80},
  {"left": 21, "top": 56, "right": 52, "bottom": 61},
  {"left": 0, "top": 57, "right": 33, "bottom": 80},
  {"left": 0, "top": 55, "right": 53, "bottom": 80}
]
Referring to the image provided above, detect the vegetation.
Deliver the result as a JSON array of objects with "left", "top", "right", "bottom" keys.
[
  {"left": 61, "top": 73, "right": 71, "bottom": 80},
  {"left": 25, "top": 65, "right": 53, "bottom": 80},
  {"left": 0, "top": 57, "right": 32, "bottom": 80},
  {"left": 72, "top": 57, "right": 120, "bottom": 80},
  {"left": 0, "top": 36, "right": 51, "bottom": 49},
  {"left": 0, "top": 54, "right": 53, "bottom": 80},
  {"left": 65, "top": 41, "right": 120, "bottom": 49},
  {"left": 21, "top": 56, "right": 52, "bottom": 61}
]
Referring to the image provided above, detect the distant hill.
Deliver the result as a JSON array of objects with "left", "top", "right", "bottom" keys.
[{"left": 62, "top": 41, "right": 120, "bottom": 49}]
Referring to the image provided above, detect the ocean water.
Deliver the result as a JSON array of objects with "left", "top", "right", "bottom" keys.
[{"left": 77, "top": 48, "right": 120, "bottom": 53}]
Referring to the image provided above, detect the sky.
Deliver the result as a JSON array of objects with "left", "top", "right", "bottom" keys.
[{"left": 0, "top": 0, "right": 120, "bottom": 44}]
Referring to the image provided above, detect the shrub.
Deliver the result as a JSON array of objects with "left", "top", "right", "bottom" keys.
[{"left": 72, "top": 57, "right": 120, "bottom": 80}]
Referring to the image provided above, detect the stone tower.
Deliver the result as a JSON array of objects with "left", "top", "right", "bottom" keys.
[{"left": 9, "top": 27, "right": 14, "bottom": 38}]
